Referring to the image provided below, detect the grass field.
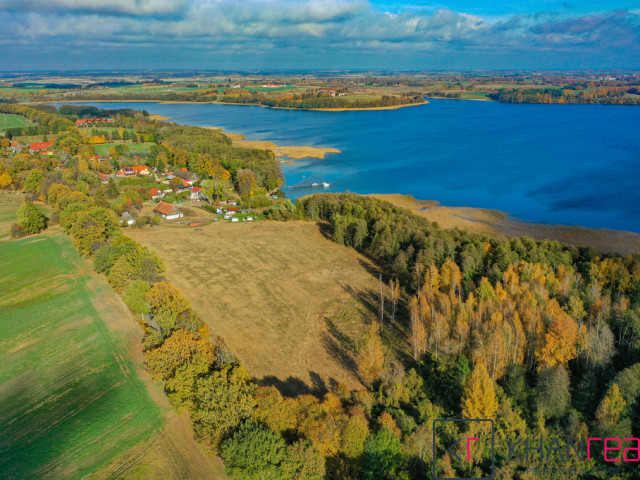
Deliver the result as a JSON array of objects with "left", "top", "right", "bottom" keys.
[
  {"left": 93, "top": 142, "right": 153, "bottom": 156},
  {"left": 0, "top": 192, "right": 24, "bottom": 239},
  {"left": 128, "top": 220, "right": 382, "bottom": 395},
  {"left": 0, "top": 113, "right": 33, "bottom": 131},
  {"left": 0, "top": 232, "right": 163, "bottom": 479}
]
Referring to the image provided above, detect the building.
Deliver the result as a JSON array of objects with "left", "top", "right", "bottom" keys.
[
  {"left": 75, "top": 118, "right": 114, "bottom": 127},
  {"left": 190, "top": 187, "right": 202, "bottom": 200},
  {"left": 149, "top": 187, "right": 163, "bottom": 199},
  {"left": 117, "top": 165, "right": 150, "bottom": 176},
  {"left": 96, "top": 172, "right": 110, "bottom": 184},
  {"left": 153, "top": 201, "right": 183, "bottom": 220},
  {"left": 29, "top": 141, "right": 54, "bottom": 153},
  {"left": 120, "top": 212, "right": 136, "bottom": 226}
]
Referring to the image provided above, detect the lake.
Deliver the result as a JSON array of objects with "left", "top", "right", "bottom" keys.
[{"left": 76, "top": 100, "right": 640, "bottom": 233}]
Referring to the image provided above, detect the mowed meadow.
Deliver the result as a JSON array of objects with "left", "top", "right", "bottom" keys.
[
  {"left": 0, "top": 232, "right": 162, "bottom": 479},
  {"left": 128, "top": 220, "right": 382, "bottom": 395}
]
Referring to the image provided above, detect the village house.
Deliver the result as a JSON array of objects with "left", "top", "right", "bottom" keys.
[
  {"left": 173, "top": 168, "right": 199, "bottom": 182},
  {"left": 190, "top": 186, "right": 202, "bottom": 200},
  {"left": 153, "top": 201, "right": 183, "bottom": 220},
  {"left": 29, "top": 141, "right": 54, "bottom": 153},
  {"left": 117, "top": 165, "right": 150, "bottom": 176},
  {"left": 96, "top": 172, "right": 110, "bottom": 184},
  {"left": 75, "top": 118, "right": 114, "bottom": 127},
  {"left": 148, "top": 187, "right": 163, "bottom": 200}
]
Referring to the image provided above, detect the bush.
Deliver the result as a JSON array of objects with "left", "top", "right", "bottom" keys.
[
  {"left": 10, "top": 222, "right": 27, "bottom": 239},
  {"left": 17, "top": 201, "right": 47, "bottom": 234}
]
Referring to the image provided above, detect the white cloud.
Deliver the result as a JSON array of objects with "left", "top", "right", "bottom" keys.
[{"left": 0, "top": 0, "right": 638, "bottom": 68}]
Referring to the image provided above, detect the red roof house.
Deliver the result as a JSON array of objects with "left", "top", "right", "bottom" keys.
[{"left": 30, "top": 141, "right": 54, "bottom": 152}]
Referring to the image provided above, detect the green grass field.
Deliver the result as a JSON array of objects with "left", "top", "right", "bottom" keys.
[
  {"left": 0, "top": 233, "right": 162, "bottom": 479},
  {"left": 0, "top": 114, "right": 33, "bottom": 131},
  {"left": 93, "top": 142, "right": 153, "bottom": 156},
  {"left": 0, "top": 193, "right": 24, "bottom": 239}
]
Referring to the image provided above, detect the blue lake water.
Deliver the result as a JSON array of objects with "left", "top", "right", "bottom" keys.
[{"left": 77, "top": 100, "right": 640, "bottom": 233}]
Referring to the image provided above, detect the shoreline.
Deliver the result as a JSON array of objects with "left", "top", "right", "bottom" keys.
[
  {"left": 44, "top": 99, "right": 638, "bottom": 249},
  {"left": 46, "top": 98, "right": 428, "bottom": 111},
  {"left": 208, "top": 127, "right": 341, "bottom": 160},
  {"left": 370, "top": 194, "right": 640, "bottom": 256}
]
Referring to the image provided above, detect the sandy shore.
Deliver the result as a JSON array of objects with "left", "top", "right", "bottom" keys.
[
  {"left": 148, "top": 114, "right": 170, "bottom": 121},
  {"left": 232, "top": 139, "right": 340, "bottom": 160},
  {"left": 202, "top": 127, "right": 341, "bottom": 160},
  {"left": 370, "top": 194, "right": 640, "bottom": 256}
]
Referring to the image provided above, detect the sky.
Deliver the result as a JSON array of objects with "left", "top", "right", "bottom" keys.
[{"left": 1, "top": 0, "right": 639, "bottom": 71}]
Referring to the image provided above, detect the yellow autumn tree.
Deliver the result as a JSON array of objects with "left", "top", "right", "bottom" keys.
[
  {"left": 536, "top": 306, "right": 579, "bottom": 368},
  {"left": 596, "top": 383, "right": 627, "bottom": 425},
  {"left": 409, "top": 297, "right": 427, "bottom": 361},
  {"left": 357, "top": 323, "right": 385, "bottom": 389},
  {"left": 462, "top": 361, "right": 498, "bottom": 424}
]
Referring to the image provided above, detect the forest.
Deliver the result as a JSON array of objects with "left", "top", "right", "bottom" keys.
[
  {"left": 2, "top": 107, "right": 640, "bottom": 480},
  {"left": 490, "top": 87, "right": 640, "bottom": 105}
]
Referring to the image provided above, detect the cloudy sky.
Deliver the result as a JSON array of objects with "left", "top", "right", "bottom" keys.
[{"left": 2, "top": 0, "right": 639, "bottom": 71}]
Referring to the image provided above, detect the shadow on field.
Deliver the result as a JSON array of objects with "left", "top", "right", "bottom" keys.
[
  {"left": 342, "top": 284, "right": 380, "bottom": 317},
  {"left": 257, "top": 375, "right": 313, "bottom": 396},
  {"left": 313, "top": 221, "right": 333, "bottom": 241},
  {"left": 322, "top": 319, "right": 358, "bottom": 377}
]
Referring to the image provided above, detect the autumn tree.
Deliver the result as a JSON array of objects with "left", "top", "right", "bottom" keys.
[
  {"left": 146, "top": 282, "right": 192, "bottom": 334},
  {"left": 236, "top": 169, "right": 258, "bottom": 198},
  {"left": 145, "top": 329, "right": 216, "bottom": 411},
  {"left": 340, "top": 413, "right": 370, "bottom": 459},
  {"left": 192, "top": 364, "right": 257, "bottom": 446},
  {"left": 409, "top": 297, "right": 427, "bottom": 361},
  {"left": 357, "top": 324, "right": 385, "bottom": 390},
  {"left": 252, "top": 386, "right": 298, "bottom": 434},
  {"left": 462, "top": 361, "right": 498, "bottom": 423},
  {"left": 23, "top": 170, "right": 44, "bottom": 194},
  {"left": 596, "top": 383, "right": 627, "bottom": 425},
  {"left": 0, "top": 171, "right": 12, "bottom": 188},
  {"left": 536, "top": 308, "right": 580, "bottom": 368},
  {"left": 69, "top": 207, "right": 120, "bottom": 256}
]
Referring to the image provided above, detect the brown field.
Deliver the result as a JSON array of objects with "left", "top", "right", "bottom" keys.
[
  {"left": 127, "top": 220, "right": 382, "bottom": 395},
  {"left": 371, "top": 194, "right": 640, "bottom": 256}
]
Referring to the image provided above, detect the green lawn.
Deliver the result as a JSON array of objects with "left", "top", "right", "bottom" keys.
[
  {"left": 0, "top": 113, "right": 33, "bottom": 131},
  {"left": 0, "top": 233, "right": 162, "bottom": 479},
  {"left": 93, "top": 142, "right": 153, "bottom": 156}
]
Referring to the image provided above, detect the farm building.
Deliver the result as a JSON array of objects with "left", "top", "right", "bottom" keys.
[{"left": 153, "top": 201, "right": 183, "bottom": 220}]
